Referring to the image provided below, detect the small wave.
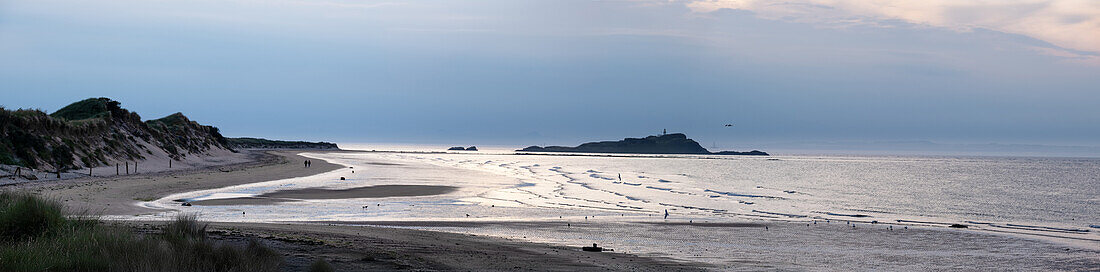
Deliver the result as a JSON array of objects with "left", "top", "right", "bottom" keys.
[
  {"left": 622, "top": 182, "right": 642, "bottom": 186},
  {"left": 896, "top": 219, "right": 958, "bottom": 226},
  {"left": 658, "top": 203, "right": 728, "bottom": 213},
  {"left": 646, "top": 186, "right": 672, "bottom": 191},
  {"left": 588, "top": 174, "right": 617, "bottom": 181},
  {"left": 1002, "top": 224, "right": 1090, "bottom": 233},
  {"left": 657, "top": 179, "right": 673, "bottom": 183},
  {"left": 704, "top": 189, "right": 783, "bottom": 199},
  {"left": 824, "top": 212, "right": 869, "bottom": 218},
  {"left": 752, "top": 210, "right": 807, "bottom": 218},
  {"left": 847, "top": 208, "right": 890, "bottom": 214}
]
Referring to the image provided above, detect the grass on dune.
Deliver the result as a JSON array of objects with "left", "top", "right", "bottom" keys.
[{"left": 0, "top": 191, "right": 284, "bottom": 272}]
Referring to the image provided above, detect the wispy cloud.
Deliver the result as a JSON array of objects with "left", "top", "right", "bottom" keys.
[{"left": 685, "top": 0, "right": 1100, "bottom": 61}]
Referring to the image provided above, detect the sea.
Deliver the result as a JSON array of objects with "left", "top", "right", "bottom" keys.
[{"left": 139, "top": 144, "right": 1100, "bottom": 270}]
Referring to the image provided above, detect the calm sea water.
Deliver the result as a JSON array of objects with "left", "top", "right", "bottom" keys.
[{"left": 141, "top": 145, "right": 1100, "bottom": 270}]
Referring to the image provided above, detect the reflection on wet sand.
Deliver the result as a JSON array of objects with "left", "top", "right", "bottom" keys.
[{"left": 187, "top": 185, "right": 457, "bottom": 206}]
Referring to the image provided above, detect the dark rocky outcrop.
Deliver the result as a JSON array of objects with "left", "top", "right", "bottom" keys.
[
  {"left": 518, "top": 133, "right": 767, "bottom": 156},
  {"left": 226, "top": 138, "right": 338, "bottom": 149},
  {"left": 712, "top": 150, "right": 769, "bottom": 156}
]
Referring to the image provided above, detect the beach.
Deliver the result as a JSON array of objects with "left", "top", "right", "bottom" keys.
[
  {"left": 9, "top": 149, "right": 1100, "bottom": 271},
  {"left": 9, "top": 150, "right": 707, "bottom": 271}
]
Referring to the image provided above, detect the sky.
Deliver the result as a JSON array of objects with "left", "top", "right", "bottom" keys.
[{"left": 1, "top": 0, "right": 1099, "bottom": 150}]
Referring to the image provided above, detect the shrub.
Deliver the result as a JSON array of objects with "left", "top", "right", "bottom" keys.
[
  {"left": 0, "top": 192, "right": 67, "bottom": 241},
  {"left": 310, "top": 258, "right": 335, "bottom": 272},
  {"left": 0, "top": 192, "right": 284, "bottom": 272}
]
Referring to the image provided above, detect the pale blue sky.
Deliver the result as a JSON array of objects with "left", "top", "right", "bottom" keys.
[{"left": 2, "top": 0, "right": 1098, "bottom": 149}]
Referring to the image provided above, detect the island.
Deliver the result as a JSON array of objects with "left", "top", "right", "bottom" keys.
[
  {"left": 517, "top": 133, "right": 767, "bottom": 155},
  {"left": 447, "top": 146, "right": 478, "bottom": 151}
]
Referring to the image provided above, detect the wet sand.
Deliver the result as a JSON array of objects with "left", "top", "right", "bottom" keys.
[
  {"left": 15, "top": 149, "right": 1097, "bottom": 270},
  {"left": 189, "top": 185, "right": 458, "bottom": 206},
  {"left": 13, "top": 150, "right": 708, "bottom": 271},
  {"left": 185, "top": 221, "right": 702, "bottom": 271}
]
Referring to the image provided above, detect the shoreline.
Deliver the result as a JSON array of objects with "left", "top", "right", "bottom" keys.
[
  {"left": 8, "top": 149, "right": 710, "bottom": 271},
  {"left": 8, "top": 149, "right": 1098, "bottom": 270},
  {"left": 14, "top": 150, "right": 344, "bottom": 216}
]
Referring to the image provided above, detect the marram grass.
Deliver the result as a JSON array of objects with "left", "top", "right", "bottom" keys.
[{"left": 0, "top": 191, "right": 283, "bottom": 272}]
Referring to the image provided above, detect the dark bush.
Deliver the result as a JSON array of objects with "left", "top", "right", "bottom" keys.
[
  {"left": 0, "top": 193, "right": 284, "bottom": 272},
  {"left": 0, "top": 192, "right": 67, "bottom": 241},
  {"left": 310, "top": 258, "right": 335, "bottom": 272}
]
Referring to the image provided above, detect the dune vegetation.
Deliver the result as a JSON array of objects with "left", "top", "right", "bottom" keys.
[
  {"left": 0, "top": 191, "right": 287, "bottom": 271},
  {"left": 0, "top": 98, "right": 232, "bottom": 172}
]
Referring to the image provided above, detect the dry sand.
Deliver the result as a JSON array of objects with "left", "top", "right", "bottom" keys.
[
  {"left": 8, "top": 149, "right": 707, "bottom": 271},
  {"left": 11, "top": 150, "right": 342, "bottom": 216}
]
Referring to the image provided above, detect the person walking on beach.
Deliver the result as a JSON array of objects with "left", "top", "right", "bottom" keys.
[{"left": 664, "top": 209, "right": 669, "bottom": 219}]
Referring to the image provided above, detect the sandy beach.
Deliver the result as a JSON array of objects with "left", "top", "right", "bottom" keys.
[
  {"left": 14, "top": 150, "right": 342, "bottom": 216},
  {"left": 8, "top": 150, "right": 708, "bottom": 271},
  {"left": 7, "top": 149, "right": 1098, "bottom": 271}
]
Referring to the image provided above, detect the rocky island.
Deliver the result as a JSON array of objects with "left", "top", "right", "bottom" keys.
[{"left": 518, "top": 133, "right": 767, "bottom": 155}]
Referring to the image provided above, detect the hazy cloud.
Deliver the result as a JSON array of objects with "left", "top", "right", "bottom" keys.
[
  {"left": 2, "top": 0, "right": 1099, "bottom": 146},
  {"left": 686, "top": 0, "right": 1100, "bottom": 61}
]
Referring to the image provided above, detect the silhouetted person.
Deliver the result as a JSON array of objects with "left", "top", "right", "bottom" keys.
[
  {"left": 305, "top": 160, "right": 308, "bottom": 168},
  {"left": 664, "top": 209, "right": 669, "bottom": 219}
]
